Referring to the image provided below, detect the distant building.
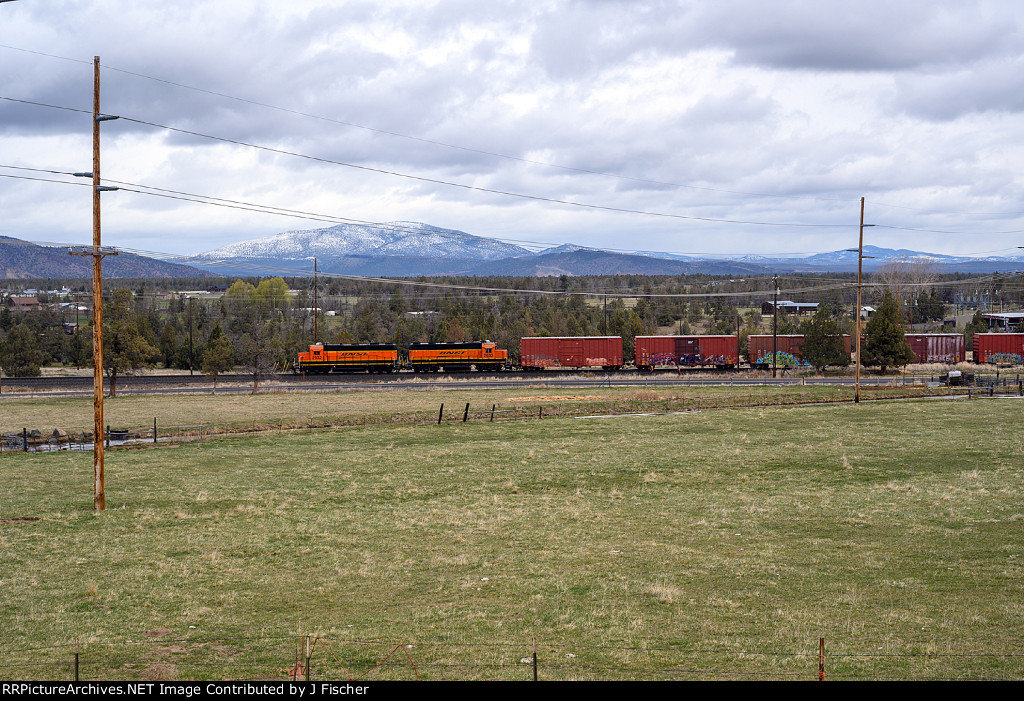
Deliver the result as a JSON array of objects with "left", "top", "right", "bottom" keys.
[
  {"left": 7, "top": 296, "right": 40, "bottom": 312},
  {"left": 984, "top": 312, "right": 1024, "bottom": 331},
  {"left": 761, "top": 300, "right": 819, "bottom": 316}
]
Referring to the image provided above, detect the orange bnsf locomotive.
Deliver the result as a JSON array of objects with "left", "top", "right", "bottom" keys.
[
  {"left": 408, "top": 341, "right": 509, "bottom": 372},
  {"left": 296, "top": 343, "right": 399, "bottom": 374},
  {"left": 296, "top": 340, "right": 509, "bottom": 373}
]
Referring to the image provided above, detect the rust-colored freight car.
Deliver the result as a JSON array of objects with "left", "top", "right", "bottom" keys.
[
  {"left": 904, "top": 334, "right": 964, "bottom": 364},
  {"left": 747, "top": 335, "right": 853, "bottom": 367},
  {"left": 747, "top": 335, "right": 806, "bottom": 367},
  {"left": 408, "top": 341, "right": 509, "bottom": 372},
  {"left": 973, "top": 333, "right": 1024, "bottom": 364},
  {"left": 635, "top": 335, "right": 738, "bottom": 370},
  {"left": 520, "top": 336, "right": 623, "bottom": 370}
]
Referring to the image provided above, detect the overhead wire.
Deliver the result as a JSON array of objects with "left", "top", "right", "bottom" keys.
[
  {"left": 6, "top": 95, "right": 1024, "bottom": 241},
  {"left": 0, "top": 164, "right": 851, "bottom": 257},
  {"left": 1, "top": 94, "right": 865, "bottom": 229},
  {"left": 0, "top": 43, "right": 865, "bottom": 205},
  {"left": 2, "top": 43, "right": 1024, "bottom": 246},
  {"left": 114, "top": 112, "right": 861, "bottom": 230}
]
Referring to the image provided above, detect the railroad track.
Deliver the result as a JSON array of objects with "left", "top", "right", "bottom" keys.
[{"left": 0, "top": 370, "right": 928, "bottom": 397}]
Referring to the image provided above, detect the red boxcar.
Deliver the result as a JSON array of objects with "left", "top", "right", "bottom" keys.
[
  {"left": 747, "top": 335, "right": 806, "bottom": 367},
  {"left": 635, "top": 336, "right": 738, "bottom": 369},
  {"left": 520, "top": 337, "right": 623, "bottom": 370},
  {"left": 973, "top": 333, "right": 1024, "bottom": 364},
  {"left": 904, "top": 334, "right": 964, "bottom": 364},
  {"left": 747, "top": 335, "right": 853, "bottom": 367}
]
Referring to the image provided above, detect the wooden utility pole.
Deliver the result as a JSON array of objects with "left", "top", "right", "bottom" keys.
[
  {"left": 90, "top": 57, "right": 107, "bottom": 510},
  {"left": 772, "top": 274, "right": 779, "bottom": 378},
  {"left": 70, "top": 57, "right": 118, "bottom": 510},
  {"left": 855, "top": 197, "right": 865, "bottom": 404},
  {"left": 313, "top": 257, "right": 319, "bottom": 344},
  {"left": 188, "top": 295, "right": 194, "bottom": 375}
]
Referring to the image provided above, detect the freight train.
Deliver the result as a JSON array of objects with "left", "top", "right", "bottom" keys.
[
  {"left": 297, "top": 340, "right": 509, "bottom": 374},
  {"left": 295, "top": 332, "right": 1024, "bottom": 373}
]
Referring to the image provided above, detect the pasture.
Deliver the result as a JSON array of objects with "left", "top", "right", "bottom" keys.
[{"left": 1, "top": 391, "right": 1022, "bottom": 680}]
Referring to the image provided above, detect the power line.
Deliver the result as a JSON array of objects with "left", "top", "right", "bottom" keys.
[
  {"left": 5, "top": 53, "right": 1024, "bottom": 234},
  {"left": 0, "top": 165, "right": 851, "bottom": 257},
  {"left": 0, "top": 43, "right": 864, "bottom": 206},
  {"left": 0, "top": 95, "right": 860, "bottom": 229},
  {"left": 116, "top": 113, "right": 861, "bottom": 229},
  {"left": 7, "top": 98, "right": 1024, "bottom": 240},
  {"left": 875, "top": 224, "right": 1024, "bottom": 236}
]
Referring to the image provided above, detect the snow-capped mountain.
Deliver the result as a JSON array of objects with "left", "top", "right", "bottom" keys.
[
  {"left": 198, "top": 221, "right": 531, "bottom": 262},
  {"left": 635, "top": 244, "right": 1024, "bottom": 273},
  {"left": 185, "top": 221, "right": 1024, "bottom": 278}
]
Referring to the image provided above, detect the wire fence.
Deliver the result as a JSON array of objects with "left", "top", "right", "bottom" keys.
[
  {"left": 0, "top": 424, "right": 213, "bottom": 454},
  {"left": 5, "top": 376, "right": 1023, "bottom": 455},
  {"left": 2, "top": 633, "right": 1022, "bottom": 681}
]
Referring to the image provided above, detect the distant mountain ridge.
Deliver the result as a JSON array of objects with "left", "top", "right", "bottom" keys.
[
  {"left": 192, "top": 222, "right": 1024, "bottom": 277},
  {"left": 4, "top": 223, "right": 1024, "bottom": 280},
  {"left": 0, "top": 236, "right": 207, "bottom": 279},
  {"left": 198, "top": 221, "right": 531, "bottom": 262}
]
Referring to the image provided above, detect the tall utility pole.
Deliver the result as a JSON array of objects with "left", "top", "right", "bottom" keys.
[
  {"left": 846, "top": 204, "right": 875, "bottom": 405},
  {"left": 772, "top": 274, "right": 779, "bottom": 379},
  {"left": 855, "top": 197, "right": 865, "bottom": 404},
  {"left": 70, "top": 57, "right": 118, "bottom": 511},
  {"left": 313, "top": 257, "right": 319, "bottom": 344},
  {"left": 188, "top": 296, "right": 194, "bottom": 375}
]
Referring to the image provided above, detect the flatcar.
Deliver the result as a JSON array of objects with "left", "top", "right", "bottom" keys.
[
  {"left": 296, "top": 343, "right": 399, "bottom": 374},
  {"left": 635, "top": 335, "right": 738, "bottom": 370},
  {"left": 904, "top": 334, "right": 964, "bottom": 364},
  {"left": 973, "top": 333, "right": 1024, "bottom": 364},
  {"left": 520, "top": 336, "right": 623, "bottom": 371},
  {"left": 408, "top": 341, "right": 509, "bottom": 372}
]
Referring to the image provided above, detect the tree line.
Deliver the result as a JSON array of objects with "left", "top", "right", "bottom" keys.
[{"left": 0, "top": 271, "right": 1015, "bottom": 383}]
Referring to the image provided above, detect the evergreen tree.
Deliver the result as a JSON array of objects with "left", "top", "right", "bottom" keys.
[
  {"left": 236, "top": 321, "right": 276, "bottom": 393},
  {"left": 964, "top": 310, "right": 988, "bottom": 351},
  {"left": 201, "top": 323, "right": 234, "bottom": 393},
  {"left": 800, "top": 306, "right": 850, "bottom": 372},
  {"left": 1, "top": 323, "right": 44, "bottom": 377},
  {"left": 159, "top": 321, "right": 178, "bottom": 368},
  {"left": 861, "top": 291, "right": 914, "bottom": 373},
  {"left": 67, "top": 328, "right": 91, "bottom": 370},
  {"left": 104, "top": 289, "right": 158, "bottom": 396}
]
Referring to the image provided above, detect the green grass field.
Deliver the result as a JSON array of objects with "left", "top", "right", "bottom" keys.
[
  {"left": 2, "top": 393, "right": 1022, "bottom": 680},
  {"left": 2, "top": 383, "right": 955, "bottom": 439}
]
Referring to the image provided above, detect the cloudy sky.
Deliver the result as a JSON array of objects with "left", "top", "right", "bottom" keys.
[{"left": 3, "top": 0, "right": 1024, "bottom": 260}]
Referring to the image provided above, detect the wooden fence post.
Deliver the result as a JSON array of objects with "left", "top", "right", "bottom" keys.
[
  {"left": 818, "top": 637, "right": 825, "bottom": 681},
  {"left": 490, "top": 404, "right": 495, "bottom": 422},
  {"left": 438, "top": 403, "right": 444, "bottom": 425},
  {"left": 153, "top": 418, "right": 157, "bottom": 444},
  {"left": 305, "top": 635, "right": 311, "bottom": 682},
  {"left": 463, "top": 403, "right": 470, "bottom": 422},
  {"left": 533, "top": 637, "right": 538, "bottom": 681}
]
